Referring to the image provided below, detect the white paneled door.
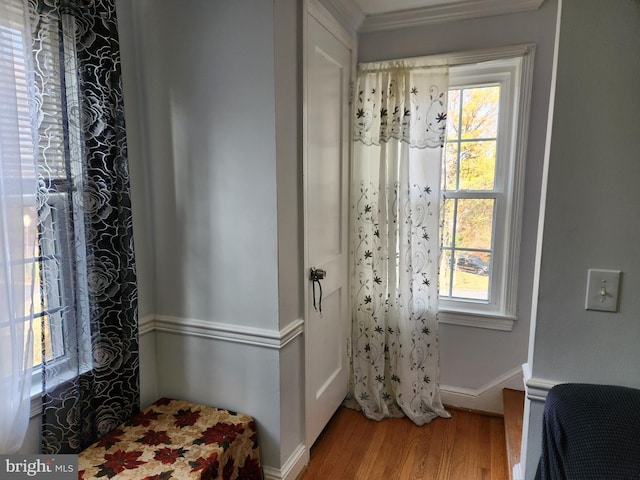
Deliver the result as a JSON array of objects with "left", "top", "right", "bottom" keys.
[{"left": 304, "top": 7, "right": 352, "bottom": 448}]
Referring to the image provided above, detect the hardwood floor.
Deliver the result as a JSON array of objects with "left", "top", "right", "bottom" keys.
[
  {"left": 503, "top": 389, "right": 525, "bottom": 480},
  {"left": 298, "top": 406, "right": 508, "bottom": 480}
]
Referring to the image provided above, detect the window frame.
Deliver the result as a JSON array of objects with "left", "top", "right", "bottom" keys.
[
  {"left": 22, "top": 10, "right": 93, "bottom": 412},
  {"left": 30, "top": 187, "right": 91, "bottom": 414},
  {"left": 437, "top": 46, "right": 534, "bottom": 331}
]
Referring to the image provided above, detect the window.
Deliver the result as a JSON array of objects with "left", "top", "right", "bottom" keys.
[
  {"left": 438, "top": 49, "right": 533, "bottom": 330},
  {"left": 4, "top": 4, "right": 92, "bottom": 394}
]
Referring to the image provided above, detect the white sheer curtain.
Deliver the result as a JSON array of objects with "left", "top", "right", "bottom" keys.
[
  {"left": 0, "top": 0, "right": 38, "bottom": 454},
  {"left": 347, "top": 62, "right": 450, "bottom": 425}
]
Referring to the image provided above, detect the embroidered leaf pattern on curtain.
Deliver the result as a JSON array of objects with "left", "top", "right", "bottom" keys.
[
  {"left": 30, "top": 0, "right": 139, "bottom": 453},
  {"left": 347, "top": 64, "right": 450, "bottom": 425}
]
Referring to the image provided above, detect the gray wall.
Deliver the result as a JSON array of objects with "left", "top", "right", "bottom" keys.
[
  {"left": 125, "top": 0, "right": 281, "bottom": 327},
  {"left": 531, "top": 0, "right": 640, "bottom": 383},
  {"left": 524, "top": 1, "right": 640, "bottom": 477},
  {"left": 358, "top": 0, "right": 558, "bottom": 399},
  {"left": 115, "top": 0, "right": 305, "bottom": 474}
]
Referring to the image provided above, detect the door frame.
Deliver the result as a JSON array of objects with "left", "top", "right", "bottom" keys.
[{"left": 302, "top": 0, "right": 357, "bottom": 450}]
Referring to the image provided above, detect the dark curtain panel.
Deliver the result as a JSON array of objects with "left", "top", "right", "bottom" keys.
[{"left": 30, "top": 0, "right": 139, "bottom": 453}]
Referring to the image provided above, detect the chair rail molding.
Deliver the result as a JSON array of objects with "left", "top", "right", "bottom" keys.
[
  {"left": 522, "top": 362, "right": 559, "bottom": 401},
  {"left": 139, "top": 314, "right": 304, "bottom": 350}
]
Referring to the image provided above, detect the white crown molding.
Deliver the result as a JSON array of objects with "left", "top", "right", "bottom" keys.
[
  {"left": 139, "top": 314, "right": 304, "bottom": 350},
  {"left": 359, "top": 0, "right": 545, "bottom": 32},
  {"left": 316, "top": 0, "right": 365, "bottom": 35},
  {"left": 308, "top": 0, "right": 358, "bottom": 50}
]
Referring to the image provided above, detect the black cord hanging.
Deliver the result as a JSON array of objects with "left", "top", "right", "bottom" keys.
[
  {"left": 312, "top": 276, "right": 323, "bottom": 315},
  {"left": 310, "top": 268, "right": 325, "bottom": 316}
]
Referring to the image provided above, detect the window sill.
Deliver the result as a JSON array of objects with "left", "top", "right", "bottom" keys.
[
  {"left": 438, "top": 309, "right": 516, "bottom": 331},
  {"left": 30, "top": 389, "right": 41, "bottom": 419},
  {"left": 29, "top": 360, "right": 89, "bottom": 418}
]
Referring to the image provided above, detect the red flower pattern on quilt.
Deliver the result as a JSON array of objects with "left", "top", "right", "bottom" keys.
[
  {"left": 222, "top": 457, "right": 235, "bottom": 479},
  {"left": 239, "top": 455, "right": 262, "bottom": 479},
  {"left": 174, "top": 408, "right": 201, "bottom": 427},
  {"left": 141, "top": 471, "right": 174, "bottom": 480},
  {"left": 79, "top": 399, "right": 262, "bottom": 479},
  {"left": 95, "top": 428, "right": 125, "bottom": 450},
  {"left": 189, "top": 451, "right": 219, "bottom": 474},
  {"left": 138, "top": 429, "right": 171, "bottom": 446},
  {"left": 99, "top": 449, "right": 146, "bottom": 476},
  {"left": 196, "top": 423, "right": 245, "bottom": 446},
  {"left": 129, "top": 409, "right": 161, "bottom": 427},
  {"left": 153, "top": 447, "right": 188, "bottom": 464}
]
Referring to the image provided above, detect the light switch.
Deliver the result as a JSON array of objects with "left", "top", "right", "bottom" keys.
[{"left": 585, "top": 269, "right": 621, "bottom": 312}]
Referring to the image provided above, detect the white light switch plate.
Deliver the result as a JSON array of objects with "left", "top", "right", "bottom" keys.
[{"left": 585, "top": 269, "right": 621, "bottom": 312}]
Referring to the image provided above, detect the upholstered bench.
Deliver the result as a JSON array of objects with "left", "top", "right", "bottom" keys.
[{"left": 78, "top": 398, "right": 262, "bottom": 479}]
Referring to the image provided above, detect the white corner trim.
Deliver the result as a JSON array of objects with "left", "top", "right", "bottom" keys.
[
  {"left": 359, "top": 0, "right": 545, "bottom": 32},
  {"left": 522, "top": 363, "right": 559, "bottom": 401},
  {"left": 139, "top": 314, "right": 304, "bottom": 350},
  {"left": 263, "top": 443, "right": 308, "bottom": 480}
]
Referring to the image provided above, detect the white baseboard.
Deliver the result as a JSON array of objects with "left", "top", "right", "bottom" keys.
[
  {"left": 263, "top": 443, "right": 308, "bottom": 480},
  {"left": 513, "top": 462, "right": 524, "bottom": 480},
  {"left": 440, "top": 366, "right": 524, "bottom": 414}
]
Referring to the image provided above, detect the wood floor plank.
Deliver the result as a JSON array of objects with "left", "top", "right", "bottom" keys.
[
  {"left": 503, "top": 388, "right": 525, "bottom": 480},
  {"left": 490, "top": 416, "right": 510, "bottom": 480},
  {"left": 427, "top": 414, "right": 457, "bottom": 480},
  {"left": 398, "top": 417, "right": 436, "bottom": 480},
  {"left": 297, "top": 406, "right": 508, "bottom": 480},
  {"left": 451, "top": 411, "right": 478, "bottom": 480}
]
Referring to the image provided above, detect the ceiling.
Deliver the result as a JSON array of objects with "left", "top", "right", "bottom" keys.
[{"left": 353, "top": 0, "right": 463, "bottom": 15}]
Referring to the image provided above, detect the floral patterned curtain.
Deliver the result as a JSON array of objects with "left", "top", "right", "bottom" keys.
[
  {"left": 29, "top": 0, "right": 139, "bottom": 452},
  {"left": 346, "top": 62, "right": 450, "bottom": 425}
]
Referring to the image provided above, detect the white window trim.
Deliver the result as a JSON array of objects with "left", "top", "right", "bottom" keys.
[
  {"left": 434, "top": 44, "right": 535, "bottom": 331},
  {"left": 26, "top": 12, "right": 94, "bottom": 417}
]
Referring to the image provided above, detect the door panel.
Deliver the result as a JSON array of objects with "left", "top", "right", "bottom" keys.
[{"left": 304, "top": 10, "right": 351, "bottom": 447}]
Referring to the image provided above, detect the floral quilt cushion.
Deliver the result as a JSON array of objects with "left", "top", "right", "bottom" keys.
[{"left": 78, "top": 398, "right": 262, "bottom": 479}]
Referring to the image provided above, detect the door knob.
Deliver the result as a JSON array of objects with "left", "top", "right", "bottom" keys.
[{"left": 310, "top": 268, "right": 326, "bottom": 281}]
